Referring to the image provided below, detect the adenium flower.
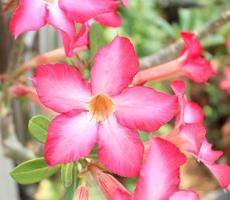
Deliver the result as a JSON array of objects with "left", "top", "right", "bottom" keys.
[
  {"left": 9, "top": 0, "right": 117, "bottom": 56},
  {"left": 133, "top": 32, "right": 215, "bottom": 85},
  {"left": 220, "top": 67, "right": 230, "bottom": 94},
  {"left": 165, "top": 80, "right": 230, "bottom": 190},
  {"left": 113, "top": 137, "right": 199, "bottom": 200},
  {"left": 32, "top": 36, "right": 178, "bottom": 177}
]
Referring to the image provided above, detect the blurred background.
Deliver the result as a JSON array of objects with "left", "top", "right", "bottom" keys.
[{"left": 1, "top": 0, "right": 230, "bottom": 199}]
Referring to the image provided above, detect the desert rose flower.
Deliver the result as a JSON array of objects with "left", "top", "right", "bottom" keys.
[
  {"left": 113, "top": 138, "right": 199, "bottom": 200},
  {"left": 220, "top": 67, "right": 230, "bottom": 94},
  {"left": 165, "top": 80, "right": 230, "bottom": 190},
  {"left": 133, "top": 32, "right": 215, "bottom": 85},
  {"left": 32, "top": 36, "right": 178, "bottom": 177},
  {"left": 9, "top": 0, "right": 116, "bottom": 56}
]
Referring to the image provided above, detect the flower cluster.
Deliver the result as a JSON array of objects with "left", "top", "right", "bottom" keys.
[
  {"left": 9, "top": 1, "right": 230, "bottom": 200},
  {"left": 10, "top": 0, "right": 123, "bottom": 56}
]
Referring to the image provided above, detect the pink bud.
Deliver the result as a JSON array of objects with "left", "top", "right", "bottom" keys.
[
  {"left": 75, "top": 185, "right": 89, "bottom": 200},
  {"left": 10, "top": 84, "right": 30, "bottom": 97},
  {"left": 89, "top": 165, "right": 130, "bottom": 200}
]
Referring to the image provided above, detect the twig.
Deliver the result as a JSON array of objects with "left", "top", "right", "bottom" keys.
[
  {"left": 140, "top": 10, "right": 230, "bottom": 69},
  {"left": 1, "top": 111, "right": 35, "bottom": 162}
]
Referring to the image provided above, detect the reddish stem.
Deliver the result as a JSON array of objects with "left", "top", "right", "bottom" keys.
[{"left": 133, "top": 58, "right": 183, "bottom": 85}]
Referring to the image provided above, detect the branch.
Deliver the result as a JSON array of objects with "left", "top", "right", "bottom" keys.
[
  {"left": 140, "top": 10, "right": 230, "bottom": 69},
  {"left": 1, "top": 112, "right": 35, "bottom": 162}
]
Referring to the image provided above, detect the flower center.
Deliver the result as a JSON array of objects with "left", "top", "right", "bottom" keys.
[{"left": 88, "top": 95, "right": 114, "bottom": 122}]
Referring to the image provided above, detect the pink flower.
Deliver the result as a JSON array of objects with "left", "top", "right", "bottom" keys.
[
  {"left": 165, "top": 80, "right": 230, "bottom": 190},
  {"left": 220, "top": 67, "right": 230, "bottom": 94},
  {"left": 133, "top": 32, "right": 215, "bottom": 85},
  {"left": 32, "top": 36, "right": 178, "bottom": 177},
  {"left": 9, "top": 0, "right": 116, "bottom": 56},
  {"left": 113, "top": 138, "right": 199, "bottom": 200}
]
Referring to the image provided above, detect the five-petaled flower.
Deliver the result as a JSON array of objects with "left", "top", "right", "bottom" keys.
[
  {"left": 32, "top": 36, "right": 178, "bottom": 177},
  {"left": 9, "top": 0, "right": 119, "bottom": 56},
  {"left": 112, "top": 138, "right": 199, "bottom": 200},
  {"left": 133, "top": 32, "right": 215, "bottom": 85}
]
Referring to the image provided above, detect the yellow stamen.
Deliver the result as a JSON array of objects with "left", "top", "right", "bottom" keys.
[{"left": 88, "top": 95, "right": 114, "bottom": 122}]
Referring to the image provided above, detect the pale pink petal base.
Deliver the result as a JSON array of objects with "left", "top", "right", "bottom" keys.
[
  {"left": 46, "top": 3, "right": 77, "bottom": 56},
  {"left": 45, "top": 111, "right": 98, "bottom": 166},
  {"left": 98, "top": 117, "right": 144, "bottom": 177}
]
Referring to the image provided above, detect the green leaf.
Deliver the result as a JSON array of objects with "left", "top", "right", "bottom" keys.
[
  {"left": 10, "top": 158, "right": 59, "bottom": 184},
  {"left": 61, "top": 162, "right": 76, "bottom": 188},
  {"left": 28, "top": 115, "right": 50, "bottom": 143},
  {"left": 89, "top": 24, "right": 106, "bottom": 61}
]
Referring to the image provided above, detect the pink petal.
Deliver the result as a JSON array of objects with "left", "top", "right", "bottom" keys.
[
  {"left": 171, "top": 80, "right": 186, "bottom": 96},
  {"left": 9, "top": 0, "right": 46, "bottom": 38},
  {"left": 98, "top": 116, "right": 144, "bottom": 177},
  {"left": 180, "top": 32, "right": 202, "bottom": 58},
  {"left": 206, "top": 163, "right": 230, "bottom": 190},
  {"left": 121, "top": 0, "right": 129, "bottom": 7},
  {"left": 179, "top": 32, "right": 215, "bottom": 83},
  {"left": 170, "top": 190, "right": 199, "bottom": 200},
  {"left": 95, "top": 11, "right": 122, "bottom": 27},
  {"left": 91, "top": 36, "right": 139, "bottom": 96},
  {"left": 114, "top": 86, "right": 178, "bottom": 132},
  {"left": 46, "top": 3, "right": 77, "bottom": 56},
  {"left": 73, "top": 23, "right": 89, "bottom": 48},
  {"left": 59, "top": 0, "right": 117, "bottom": 23},
  {"left": 133, "top": 138, "right": 186, "bottom": 200},
  {"left": 45, "top": 111, "right": 98, "bottom": 166},
  {"left": 184, "top": 101, "right": 204, "bottom": 124},
  {"left": 197, "top": 139, "right": 223, "bottom": 164},
  {"left": 33, "top": 64, "right": 91, "bottom": 113},
  {"left": 182, "top": 58, "right": 215, "bottom": 83},
  {"left": 179, "top": 124, "right": 206, "bottom": 155},
  {"left": 113, "top": 189, "right": 132, "bottom": 200}
]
